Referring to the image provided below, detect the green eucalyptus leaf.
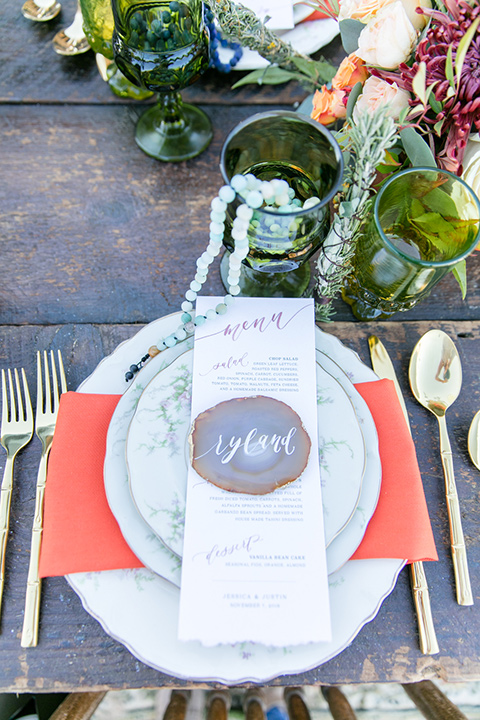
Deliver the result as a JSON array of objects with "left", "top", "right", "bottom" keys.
[
  {"left": 446, "top": 44, "right": 455, "bottom": 88},
  {"left": 346, "top": 81, "right": 363, "bottom": 119},
  {"left": 456, "top": 18, "right": 480, "bottom": 83},
  {"left": 339, "top": 18, "right": 364, "bottom": 53},
  {"left": 313, "top": 60, "right": 337, "bottom": 83},
  {"left": 232, "top": 67, "right": 300, "bottom": 88},
  {"left": 291, "top": 55, "right": 320, "bottom": 78},
  {"left": 429, "top": 92, "right": 443, "bottom": 115},
  {"left": 422, "top": 186, "right": 459, "bottom": 218},
  {"left": 411, "top": 212, "right": 456, "bottom": 234},
  {"left": 400, "top": 127, "right": 437, "bottom": 167},
  {"left": 451, "top": 259, "right": 467, "bottom": 298},
  {"left": 412, "top": 61, "right": 427, "bottom": 105}
]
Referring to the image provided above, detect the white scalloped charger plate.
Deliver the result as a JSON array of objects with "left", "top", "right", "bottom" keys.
[
  {"left": 69, "top": 313, "right": 404, "bottom": 682},
  {"left": 125, "top": 349, "right": 365, "bottom": 558}
]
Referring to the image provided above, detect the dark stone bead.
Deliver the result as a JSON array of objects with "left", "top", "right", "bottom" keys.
[
  {"left": 129, "top": 364, "right": 139, "bottom": 374},
  {"left": 125, "top": 371, "right": 134, "bottom": 382}
]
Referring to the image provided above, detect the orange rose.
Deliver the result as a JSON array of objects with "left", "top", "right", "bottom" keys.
[
  {"left": 332, "top": 54, "right": 369, "bottom": 90},
  {"left": 311, "top": 87, "right": 347, "bottom": 126}
]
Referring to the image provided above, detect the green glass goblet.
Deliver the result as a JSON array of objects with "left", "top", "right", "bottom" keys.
[
  {"left": 219, "top": 111, "right": 344, "bottom": 298},
  {"left": 342, "top": 167, "right": 480, "bottom": 320},
  {"left": 111, "top": 0, "right": 212, "bottom": 162},
  {"left": 79, "top": 0, "right": 154, "bottom": 100}
]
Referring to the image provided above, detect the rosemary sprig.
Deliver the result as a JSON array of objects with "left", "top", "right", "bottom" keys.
[{"left": 315, "top": 108, "right": 398, "bottom": 321}]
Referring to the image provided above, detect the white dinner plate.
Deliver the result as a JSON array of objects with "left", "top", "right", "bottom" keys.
[
  {"left": 70, "top": 313, "right": 404, "bottom": 682},
  {"left": 125, "top": 349, "right": 365, "bottom": 558}
]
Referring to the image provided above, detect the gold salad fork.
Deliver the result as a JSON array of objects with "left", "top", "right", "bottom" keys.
[
  {"left": 21, "top": 350, "right": 67, "bottom": 648},
  {"left": 0, "top": 369, "right": 34, "bottom": 618}
]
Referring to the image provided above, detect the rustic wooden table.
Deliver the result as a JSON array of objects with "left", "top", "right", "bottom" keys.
[{"left": 1, "top": 0, "right": 480, "bottom": 694}]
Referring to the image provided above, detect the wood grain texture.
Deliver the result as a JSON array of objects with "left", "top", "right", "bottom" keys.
[
  {"left": 1, "top": 103, "right": 480, "bottom": 327},
  {"left": 0, "top": 321, "right": 479, "bottom": 691}
]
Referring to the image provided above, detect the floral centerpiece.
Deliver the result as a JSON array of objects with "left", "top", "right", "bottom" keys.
[
  {"left": 308, "top": 0, "right": 480, "bottom": 317},
  {"left": 212, "top": 0, "right": 480, "bottom": 319}
]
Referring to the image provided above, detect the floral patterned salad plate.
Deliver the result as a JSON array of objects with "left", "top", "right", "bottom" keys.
[
  {"left": 125, "top": 348, "right": 366, "bottom": 562},
  {"left": 103, "top": 318, "right": 380, "bottom": 582},
  {"left": 70, "top": 312, "right": 404, "bottom": 683}
]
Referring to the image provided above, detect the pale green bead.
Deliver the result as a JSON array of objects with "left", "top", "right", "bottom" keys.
[
  {"left": 181, "top": 301, "right": 193, "bottom": 312},
  {"left": 165, "top": 335, "right": 177, "bottom": 348},
  {"left": 175, "top": 327, "right": 187, "bottom": 341},
  {"left": 194, "top": 314, "right": 206, "bottom": 326},
  {"left": 190, "top": 280, "right": 202, "bottom": 292},
  {"left": 185, "top": 289, "right": 197, "bottom": 301},
  {"left": 229, "top": 285, "right": 241, "bottom": 296},
  {"left": 211, "top": 196, "right": 227, "bottom": 213},
  {"left": 216, "top": 303, "right": 228, "bottom": 314},
  {"left": 219, "top": 185, "right": 235, "bottom": 203},
  {"left": 231, "top": 174, "right": 248, "bottom": 193},
  {"left": 206, "top": 308, "right": 217, "bottom": 320},
  {"left": 210, "top": 210, "right": 226, "bottom": 223},
  {"left": 224, "top": 294, "right": 234, "bottom": 305}
]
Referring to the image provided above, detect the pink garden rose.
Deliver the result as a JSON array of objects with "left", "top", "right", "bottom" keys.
[{"left": 353, "top": 76, "right": 411, "bottom": 121}]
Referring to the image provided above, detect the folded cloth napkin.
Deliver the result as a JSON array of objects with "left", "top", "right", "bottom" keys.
[{"left": 38, "top": 379, "right": 437, "bottom": 578}]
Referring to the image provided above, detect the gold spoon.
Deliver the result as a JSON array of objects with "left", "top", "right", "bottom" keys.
[
  {"left": 52, "top": 4, "right": 90, "bottom": 55},
  {"left": 468, "top": 410, "right": 480, "bottom": 471},
  {"left": 409, "top": 329, "right": 473, "bottom": 606},
  {"left": 21, "top": 0, "right": 61, "bottom": 22}
]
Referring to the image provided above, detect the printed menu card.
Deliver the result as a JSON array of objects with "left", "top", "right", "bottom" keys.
[{"left": 178, "top": 297, "right": 331, "bottom": 647}]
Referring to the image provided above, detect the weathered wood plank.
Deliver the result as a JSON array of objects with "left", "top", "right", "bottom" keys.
[
  {"left": 0, "top": 320, "right": 479, "bottom": 691},
  {"left": 1, "top": 103, "right": 479, "bottom": 328},
  {"left": 0, "top": 0, "right": 343, "bottom": 105}
]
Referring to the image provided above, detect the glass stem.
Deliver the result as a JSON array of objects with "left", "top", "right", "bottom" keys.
[{"left": 156, "top": 91, "right": 187, "bottom": 135}]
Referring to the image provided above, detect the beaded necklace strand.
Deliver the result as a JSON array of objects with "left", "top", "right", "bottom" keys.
[{"left": 125, "top": 174, "right": 320, "bottom": 382}]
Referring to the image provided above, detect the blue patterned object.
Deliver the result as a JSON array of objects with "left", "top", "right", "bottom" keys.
[{"left": 205, "top": 4, "right": 243, "bottom": 72}]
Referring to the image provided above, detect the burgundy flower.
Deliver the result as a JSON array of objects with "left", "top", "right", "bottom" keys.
[{"left": 398, "top": 0, "right": 480, "bottom": 173}]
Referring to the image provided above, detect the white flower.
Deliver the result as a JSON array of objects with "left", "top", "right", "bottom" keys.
[
  {"left": 353, "top": 76, "right": 411, "bottom": 121},
  {"left": 356, "top": 1, "right": 417, "bottom": 69},
  {"left": 462, "top": 134, "right": 480, "bottom": 201}
]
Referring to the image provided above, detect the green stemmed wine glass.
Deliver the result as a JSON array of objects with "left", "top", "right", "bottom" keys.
[{"left": 111, "top": 0, "right": 213, "bottom": 162}]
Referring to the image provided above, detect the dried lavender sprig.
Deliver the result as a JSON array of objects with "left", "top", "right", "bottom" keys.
[{"left": 315, "top": 109, "right": 398, "bottom": 322}]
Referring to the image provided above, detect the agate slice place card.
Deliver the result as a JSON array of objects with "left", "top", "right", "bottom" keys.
[{"left": 178, "top": 297, "right": 331, "bottom": 647}]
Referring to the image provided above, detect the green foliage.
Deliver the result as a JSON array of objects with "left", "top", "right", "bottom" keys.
[
  {"left": 345, "top": 81, "right": 363, "bottom": 119},
  {"left": 399, "top": 127, "right": 437, "bottom": 167},
  {"left": 339, "top": 18, "right": 364, "bottom": 53},
  {"left": 452, "top": 260, "right": 467, "bottom": 299},
  {"left": 315, "top": 108, "right": 399, "bottom": 321}
]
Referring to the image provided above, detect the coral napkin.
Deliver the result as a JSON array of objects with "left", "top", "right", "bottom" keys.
[{"left": 38, "top": 379, "right": 437, "bottom": 578}]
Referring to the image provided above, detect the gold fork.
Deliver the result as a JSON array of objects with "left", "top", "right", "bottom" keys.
[
  {"left": 0, "top": 369, "right": 34, "bottom": 618},
  {"left": 21, "top": 350, "right": 67, "bottom": 648}
]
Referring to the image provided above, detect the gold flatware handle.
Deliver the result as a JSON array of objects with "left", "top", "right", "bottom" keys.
[
  {"left": 21, "top": 451, "right": 49, "bottom": 647},
  {"left": 438, "top": 415, "right": 474, "bottom": 606},
  {"left": 0, "top": 457, "right": 15, "bottom": 616},
  {"left": 368, "top": 335, "right": 440, "bottom": 652},
  {"left": 410, "top": 562, "right": 439, "bottom": 654}
]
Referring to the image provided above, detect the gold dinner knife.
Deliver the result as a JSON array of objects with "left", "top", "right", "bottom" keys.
[{"left": 368, "top": 335, "right": 439, "bottom": 655}]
